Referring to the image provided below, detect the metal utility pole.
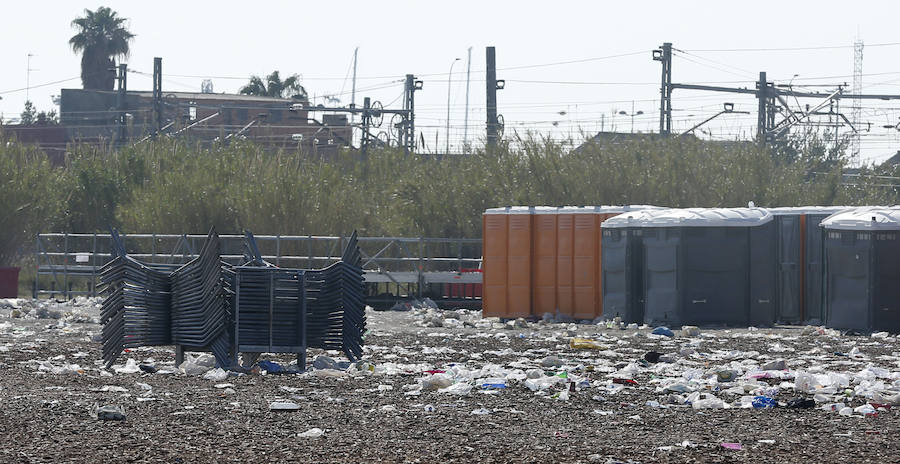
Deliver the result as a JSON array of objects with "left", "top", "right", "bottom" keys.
[
  {"left": 756, "top": 72, "right": 768, "bottom": 142},
  {"left": 26, "top": 53, "right": 36, "bottom": 103},
  {"left": 403, "top": 74, "right": 422, "bottom": 154},
  {"left": 361, "top": 96, "right": 371, "bottom": 158},
  {"left": 351, "top": 47, "right": 358, "bottom": 123},
  {"left": 152, "top": 57, "right": 162, "bottom": 134},
  {"left": 463, "top": 46, "right": 472, "bottom": 152},
  {"left": 446, "top": 57, "right": 460, "bottom": 154},
  {"left": 652, "top": 43, "right": 672, "bottom": 134},
  {"left": 852, "top": 39, "right": 864, "bottom": 164},
  {"left": 116, "top": 64, "right": 127, "bottom": 144},
  {"left": 486, "top": 46, "right": 504, "bottom": 150}
]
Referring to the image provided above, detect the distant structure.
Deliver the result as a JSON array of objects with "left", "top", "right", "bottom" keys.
[
  {"left": 201, "top": 79, "right": 214, "bottom": 94},
  {"left": 48, "top": 88, "right": 351, "bottom": 152},
  {"left": 852, "top": 39, "right": 864, "bottom": 165}
]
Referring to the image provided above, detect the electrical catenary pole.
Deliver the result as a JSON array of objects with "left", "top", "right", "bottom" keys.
[
  {"left": 153, "top": 57, "right": 162, "bottom": 134},
  {"left": 653, "top": 43, "right": 672, "bottom": 135},
  {"left": 485, "top": 46, "right": 505, "bottom": 150}
]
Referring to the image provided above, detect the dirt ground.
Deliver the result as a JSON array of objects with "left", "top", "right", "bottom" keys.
[{"left": 0, "top": 299, "right": 898, "bottom": 464}]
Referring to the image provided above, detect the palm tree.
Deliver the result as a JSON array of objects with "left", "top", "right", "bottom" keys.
[
  {"left": 240, "top": 71, "right": 307, "bottom": 99},
  {"left": 69, "top": 7, "right": 135, "bottom": 90}
]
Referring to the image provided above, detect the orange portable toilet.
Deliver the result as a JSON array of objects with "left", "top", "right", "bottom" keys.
[
  {"left": 482, "top": 207, "right": 509, "bottom": 318},
  {"left": 572, "top": 207, "right": 601, "bottom": 320},
  {"left": 506, "top": 206, "right": 534, "bottom": 318},
  {"left": 532, "top": 207, "right": 558, "bottom": 317},
  {"left": 556, "top": 207, "right": 578, "bottom": 318}
]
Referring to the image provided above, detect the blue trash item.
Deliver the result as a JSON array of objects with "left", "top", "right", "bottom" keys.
[
  {"left": 651, "top": 326, "right": 674, "bottom": 337},
  {"left": 752, "top": 396, "right": 777, "bottom": 409},
  {"left": 481, "top": 383, "right": 507, "bottom": 390},
  {"left": 257, "top": 360, "right": 284, "bottom": 374}
]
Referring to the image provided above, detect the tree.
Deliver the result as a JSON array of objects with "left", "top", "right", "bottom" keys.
[
  {"left": 19, "top": 101, "right": 58, "bottom": 126},
  {"left": 239, "top": 71, "right": 307, "bottom": 99},
  {"left": 20, "top": 101, "right": 36, "bottom": 125},
  {"left": 69, "top": 7, "right": 135, "bottom": 90}
]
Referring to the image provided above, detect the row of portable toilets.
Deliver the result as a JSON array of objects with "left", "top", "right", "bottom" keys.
[{"left": 482, "top": 205, "right": 900, "bottom": 332}]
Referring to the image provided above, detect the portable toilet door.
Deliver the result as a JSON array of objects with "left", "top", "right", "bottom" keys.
[
  {"left": 482, "top": 207, "right": 510, "bottom": 318},
  {"left": 573, "top": 207, "right": 600, "bottom": 320},
  {"left": 823, "top": 208, "right": 900, "bottom": 332},
  {"left": 600, "top": 226, "right": 631, "bottom": 322},
  {"left": 749, "top": 215, "right": 777, "bottom": 326},
  {"left": 770, "top": 208, "right": 805, "bottom": 324},
  {"left": 642, "top": 216, "right": 683, "bottom": 326},
  {"left": 532, "top": 207, "right": 558, "bottom": 318},
  {"left": 601, "top": 208, "right": 664, "bottom": 324},
  {"left": 506, "top": 207, "right": 534, "bottom": 318},
  {"left": 593, "top": 206, "right": 631, "bottom": 319},
  {"left": 556, "top": 207, "right": 578, "bottom": 319},
  {"left": 804, "top": 207, "right": 849, "bottom": 324},
  {"left": 804, "top": 214, "right": 828, "bottom": 324}
]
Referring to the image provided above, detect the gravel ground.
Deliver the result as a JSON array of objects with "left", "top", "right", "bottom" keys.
[{"left": 0, "top": 299, "right": 898, "bottom": 463}]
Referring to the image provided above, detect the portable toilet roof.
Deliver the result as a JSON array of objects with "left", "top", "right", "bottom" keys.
[
  {"left": 601, "top": 208, "right": 673, "bottom": 228},
  {"left": 820, "top": 207, "right": 900, "bottom": 231},
  {"left": 534, "top": 206, "right": 558, "bottom": 214},
  {"left": 484, "top": 206, "right": 534, "bottom": 214},
  {"left": 611, "top": 207, "right": 773, "bottom": 228},
  {"left": 769, "top": 206, "right": 852, "bottom": 215}
]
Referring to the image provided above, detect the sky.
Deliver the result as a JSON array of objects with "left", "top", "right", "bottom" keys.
[{"left": 3, "top": 1, "right": 900, "bottom": 163}]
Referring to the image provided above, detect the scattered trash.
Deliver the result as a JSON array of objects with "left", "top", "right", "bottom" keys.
[
  {"left": 138, "top": 363, "right": 157, "bottom": 373},
  {"left": 312, "top": 356, "right": 338, "bottom": 370},
  {"left": 257, "top": 360, "right": 284, "bottom": 374},
  {"left": 752, "top": 396, "right": 777, "bottom": 409},
  {"left": 786, "top": 398, "right": 816, "bottom": 409},
  {"left": 757, "top": 439, "right": 776, "bottom": 445},
  {"left": 682, "top": 325, "right": 701, "bottom": 337},
  {"left": 762, "top": 359, "right": 787, "bottom": 371},
  {"left": 298, "top": 428, "right": 325, "bottom": 438},
  {"left": 202, "top": 368, "right": 228, "bottom": 382},
  {"left": 481, "top": 378, "right": 507, "bottom": 389},
  {"left": 269, "top": 401, "right": 300, "bottom": 411},
  {"left": 540, "top": 356, "right": 564, "bottom": 368},
  {"left": 651, "top": 327, "right": 674, "bottom": 337},
  {"left": 613, "top": 378, "right": 638, "bottom": 386},
  {"left": 716, "top": 370, "right": 738, "bottom": 383},
  {"left": 721, "top": 443, "right": 742, "bottom": 450},
  {"left": 643, "top": 351, "right": 662, "bottom": 363},
  {"left": 92, "top": 404, "right": 125, "bottom": 421},
  {"left": 423, "top": 404, "right": 435, "bottom": 413},
  {"left": 179, "top": 353, "right": 216, "bottom": 375},
  {"left": 113, "top": 359, "right": 141, "bottom": 375},
  {"left": 471, "top": 408, "right": 492, "bottom": 415},
  {"left": 570, "top": 338, "right": 604, "bottom": 350}
]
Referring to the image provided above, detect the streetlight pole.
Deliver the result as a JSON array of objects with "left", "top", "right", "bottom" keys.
[
  {"left": 618, "top": 101, "right": 644, "bottom": 134},
  {"left": 446, "top": 57, "right": 460, "bottom": 154}
]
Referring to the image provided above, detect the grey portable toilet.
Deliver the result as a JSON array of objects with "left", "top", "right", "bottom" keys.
[
  {"left": 638, "top": 208, "right": 776, "bottom": 327},
  {"left": 601, "top": 208, "right": 669, "bottom": 324},
  {"left": 769, "top": 207, "right": 850, "bottom": 324},
  {"left": 822, "top": 208, "right": 900, "bottom": 332}
]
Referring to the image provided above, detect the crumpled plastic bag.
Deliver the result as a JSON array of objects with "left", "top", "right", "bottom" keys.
[{"left": 179, "top": 353, "right": 216, "bottom": 375}]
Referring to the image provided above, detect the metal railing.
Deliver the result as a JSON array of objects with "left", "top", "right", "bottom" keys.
[{"left": 34, "top": 233, "right": 483, "bottom": 305}]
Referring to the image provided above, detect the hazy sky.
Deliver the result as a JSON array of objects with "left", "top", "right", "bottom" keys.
[{"left": 3, "top": 1, "right": 900, "bottom": 162}]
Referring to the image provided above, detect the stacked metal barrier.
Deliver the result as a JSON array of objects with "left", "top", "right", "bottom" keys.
[
  {"left": 98, "top": 255, "right": 172, "bottom": 367},
  {"left": 170, "top": 231, "right": 233, "bottom": 367},
  {"left": 99, "top": 228, "right": 365, "bottom": 370},
  {"left": 233, "top": 267, "right": 307, "bottom": 368},
  {"left": 305, "top": 232, "right": 366, "bottom": 361}
]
